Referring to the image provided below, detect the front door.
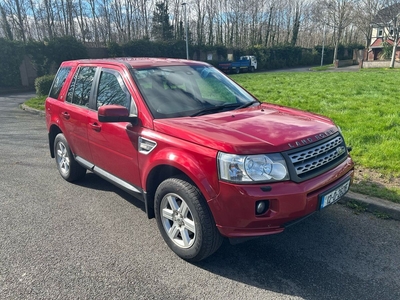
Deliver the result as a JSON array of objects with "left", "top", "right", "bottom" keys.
[{"left": 87, "top": 67, "right": 142, "bottom": 192}]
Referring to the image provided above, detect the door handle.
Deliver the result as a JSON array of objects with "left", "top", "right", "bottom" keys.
[
  {"left": 61, "top": 111, "right": 70, "bottom": 120},
  {"left": 90, "top": 122, "right": 102, "bottom": 132}
]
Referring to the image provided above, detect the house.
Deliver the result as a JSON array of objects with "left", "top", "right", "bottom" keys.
[{"left": 368, "top": 3, "right": 400, "bottom": 61}]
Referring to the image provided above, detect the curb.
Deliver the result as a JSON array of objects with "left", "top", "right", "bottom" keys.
[
  {"left": 18, "top": 105, "right": 400, "bottom": 221},
  {"left": 20, "top": 104, "right": 45, "bottom": 117},
  {"left": 340, "top": 191, "right": 400, "bottom": 221}
]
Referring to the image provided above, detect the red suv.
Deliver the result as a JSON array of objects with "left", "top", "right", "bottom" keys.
[{"left": 46, "top": 58, "right": 354, "bottom": 261}]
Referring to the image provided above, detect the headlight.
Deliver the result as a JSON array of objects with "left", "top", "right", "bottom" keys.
[{"left": 217, "top": 152, "right": 289, "bottom": 183}]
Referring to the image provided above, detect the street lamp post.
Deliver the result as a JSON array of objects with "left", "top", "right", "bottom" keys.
[
  {"left": 182, "top": 3, "right": 189, "bottom": 59},
  {"left": 321, "top": 22, "right": 326, "bottom": 67}
]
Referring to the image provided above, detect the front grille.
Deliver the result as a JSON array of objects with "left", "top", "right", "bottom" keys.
[{"left": 285, "top": 134, "right": 347, "bottom": 182}]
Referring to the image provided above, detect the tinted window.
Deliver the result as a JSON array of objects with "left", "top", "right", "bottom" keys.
[
  {"left": 96, "top": 70, "right": 131, "bottom": 111},
  {"left": 49, "top": 67, "right": 71, "bottom": 99},
  {"left": 66, "top": 67, "right": 96, "bottom": 107}
]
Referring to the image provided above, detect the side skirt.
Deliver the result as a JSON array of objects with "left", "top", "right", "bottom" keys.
[{"left": 75, "top": 155, "right": 145, "bottom": 203}]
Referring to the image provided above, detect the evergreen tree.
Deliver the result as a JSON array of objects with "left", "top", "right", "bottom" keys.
[{"left": 151, "top": 1, "right": 174, "bottom": 41}]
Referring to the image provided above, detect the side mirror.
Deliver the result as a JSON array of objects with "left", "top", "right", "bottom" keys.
[{"left": 98, "top": 105, "right": 138, "bottom": 125}]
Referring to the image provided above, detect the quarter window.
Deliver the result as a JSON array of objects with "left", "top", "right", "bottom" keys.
[{"left": 49, "top": 67, "right": 71, "bottom": 99}]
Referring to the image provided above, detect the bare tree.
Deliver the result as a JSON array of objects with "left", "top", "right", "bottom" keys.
[
  {"left": 0, "top": 4, "right": 13, "bottom": 40},
  {"left": 205, "top": 0, "right": 217, "bottom": 45},
  {"left": 264, "top": 3, "right": 274, "bottom": 47},
  {"left": 315, "top": 0, "right": 354, "bottom": 64},
  {"left": 291, "top": 0, "right": 304, "bottom": 46},
  {"left": 3, "top": 0, "right": 29, "bottom": 42},
  {"left": 193, "top": 0, "right": 206, "bottom": 46},
  {"left": 0, "top": 0, "right": 374, "bottom": 57},
  {"left": 353, "top": 0, "right": 384, "bottom": 50}
]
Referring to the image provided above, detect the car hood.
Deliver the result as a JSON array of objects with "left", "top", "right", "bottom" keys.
[{"left": 153, "top": 103, "right": 338, "bottom": 154}]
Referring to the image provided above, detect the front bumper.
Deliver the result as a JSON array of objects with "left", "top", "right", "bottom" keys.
[{"left": 208, "top": 157, "right": 354, "bottom": 238}]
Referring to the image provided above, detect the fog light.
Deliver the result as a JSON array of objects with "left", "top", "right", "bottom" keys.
[{"left": 255, "top": 200, "right": 269, "bottom": 215}]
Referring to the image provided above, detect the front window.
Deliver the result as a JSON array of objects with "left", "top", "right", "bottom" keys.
[
  {"left": 131, "top": 65, "right": 258, "bottom": 118},
  {"left": 96, "top": 69, "right": 136, "bottom": 114}
]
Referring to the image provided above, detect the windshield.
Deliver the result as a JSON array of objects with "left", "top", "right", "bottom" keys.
[{"left": 131, "top": 65, "right": 259, "bottom": 119}]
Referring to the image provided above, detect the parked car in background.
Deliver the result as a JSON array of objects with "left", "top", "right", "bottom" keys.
[
  {"left": 218, "top": 55, "right": 258, "bottom": 73},
  {"left": 46, "top": 57, "right": 354, "bottom": 262}
]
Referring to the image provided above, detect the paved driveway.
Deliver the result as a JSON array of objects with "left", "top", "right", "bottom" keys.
[{"left": 1, "top": 93, "right": 400, "bottom": 299}]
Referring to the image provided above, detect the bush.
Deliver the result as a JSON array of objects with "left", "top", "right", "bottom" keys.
[
  {"left": 107, "top": 42, "right": 123, "bottom": 57},
  {"left": 122, "top": 39, "right": 163, "bottom": 57},
  {"left": 35, "top": 75, "right": 54, "bottom": 96},
  {"left": 301, "top": 49, "right": 321, "bottom": 66}
]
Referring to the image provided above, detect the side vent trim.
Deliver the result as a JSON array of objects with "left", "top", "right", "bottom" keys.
[{"left": 138, "top": 137, "right": 157, "bottom": 154}]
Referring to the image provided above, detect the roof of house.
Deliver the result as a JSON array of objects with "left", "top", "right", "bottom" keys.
[
  {"left": 370, "top": 37, "right": 396, "bottom": 48},
  {"left": 372, "top": 3, "right": 400, "bottom": 24}
]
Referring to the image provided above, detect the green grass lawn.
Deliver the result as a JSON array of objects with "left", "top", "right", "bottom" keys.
[
  {"left": 232, "top": 69, "right": 400, "bottom": 203},
  {"left": 234, "top": 69, "right": 400, "bottom": 175}
]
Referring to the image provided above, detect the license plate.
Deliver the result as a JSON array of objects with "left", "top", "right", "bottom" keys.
[{"left": 319, "top": 179, "right": 350, "bottom": 209}]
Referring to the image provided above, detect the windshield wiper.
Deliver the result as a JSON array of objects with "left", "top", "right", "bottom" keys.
[
  {"left": 190, "top": 103, "right": 238, "bottom": 117},
  {"left": 235, "top": 100, "right": 260, "bottom": 110}
]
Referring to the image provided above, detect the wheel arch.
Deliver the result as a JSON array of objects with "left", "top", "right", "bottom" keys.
[
  {"left": 144, "top": 160, "right": 218, "bottom": 220},
  {"left": 48, "top": 124, "right": 63, "bottom": 158}
]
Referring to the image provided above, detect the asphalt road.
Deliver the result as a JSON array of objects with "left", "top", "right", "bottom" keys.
[{"left": 1, "top": 93, "right": 400, "bottom": 300}]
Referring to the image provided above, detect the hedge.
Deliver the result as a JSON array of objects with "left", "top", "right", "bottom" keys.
[{"left": 0, "top": 38, "right": 25, "bottom": 87}]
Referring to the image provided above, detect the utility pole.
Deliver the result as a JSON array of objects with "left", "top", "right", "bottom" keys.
[{"left": 182, "top": 3, "right": 189, "bottom": 60}]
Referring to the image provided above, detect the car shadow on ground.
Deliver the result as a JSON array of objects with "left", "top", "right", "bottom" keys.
[{"left": 73, "top": 172, "right": 147, "bottom": 214}]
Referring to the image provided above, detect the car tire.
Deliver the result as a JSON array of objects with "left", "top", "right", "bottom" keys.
[
  {"left": 54, "top": 133, "right": 86, "bottom": 182},
  {"left": 154, "top": 176, "right": 223, "bottom": 262}
]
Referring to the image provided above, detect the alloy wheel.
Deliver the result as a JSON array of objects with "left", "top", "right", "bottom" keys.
[{"left": 160, "top": 193, "right": 196, "bottom": 248}]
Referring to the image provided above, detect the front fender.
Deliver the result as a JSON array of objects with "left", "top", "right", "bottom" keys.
[{"left": 141, "top": 146, "right": 219, "bottom": 201}]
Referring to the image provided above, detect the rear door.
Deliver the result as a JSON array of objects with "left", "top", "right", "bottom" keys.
[
  {"left": 87, "top": 66, "right": 142, "bottom": 192},
  {"left": 60, "top": 66, "right": 97, "bottom": 163}
]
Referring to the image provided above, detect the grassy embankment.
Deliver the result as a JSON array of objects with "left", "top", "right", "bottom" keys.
[{"left": 25, "top": 69, "right": 400, "bottom": 203}]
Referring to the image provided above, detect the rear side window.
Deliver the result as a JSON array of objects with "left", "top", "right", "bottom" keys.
[
  {"left": 49, "top": 67, "right": 71, "bottom": 99},
  {"left": 66, "top": 67, "right": 96, "bottom": 107}
]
